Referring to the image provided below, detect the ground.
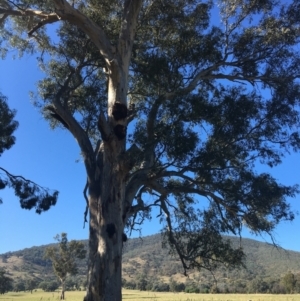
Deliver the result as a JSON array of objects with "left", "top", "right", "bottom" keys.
[{"left": 0, "top": 289, "right": 300, "bottom": 301}]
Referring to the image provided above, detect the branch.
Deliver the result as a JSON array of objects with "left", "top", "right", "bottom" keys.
[
  {"left": 28, "top": 14, "right": 59, "bottom": 36},
  {"left": 83, "top": 178, "right": 88, "bottom": 228},
  {"left": 146, "top": 177, "right": 241, "bottom": 224},
  {"left": 52, "top": 0, "right": 114, "bottom": 61},
  {"left": 121, "top": 143, "right": 143, "bottom": 173},
  {"left": 126, "top": 102, "right": 136, "bottom": 124},
  {"left": 45, "top": 106, "right": 69, "bottom": 129},
  {"left": 0, "top": 4, "right": 60, "bottom": 34},
  {"left": 125, "top": 169, "right": 206, "bottom": 223},
  {"left": 124, "top": 171, "right": 149, "bottom": 220},
  {"left": 124, "top": 97, "right": 165, "bottom": 210},
  {"left": 214, "top": 199, "right": 240, "bottom": 235},
  {"left": 154, "top": 182, "right": 242, "bottom": 273},
  {"left": 97, "top": 110, "right": 110, "bottom": 142},
  {"left": 0, "top": 14, "right": 8, "bottom": 25},
  {"left": 165, "top": 50, "right": 297, "bottom": 100},
  {"left": 0, "top": 166, "right": 59, "bottom": 213},
  {"left": 0, "top": 7, "right": 58, "bottom": 20},
  {"left": 129, "top": 185, "right": 147, "bottom": 216},
  {"left": 159, "top": 195, "right": 190, "bottom": 275},
  {"left": 118, "top": 0, "right": 143, "bottom": 69},
  {"left": 127, "top": 186, "right": 160, "bottom": 234},
  {"left": 44, "top": 69, "right": 95, "bottom": 179},
  {"left": 0, "top": 166, "right": 43, "bottom": 187},
  {"left": 52, "top": 101, "right": 95, "bottom": 180},
  {"left": 143, "top": 96, "right": 165, "bottom": 168},
  {"left": 165, "top": 63, "right": 224, "bottom": 99},
  {"left": 6, "top": 0, "right": 24, "bottom": 10}
]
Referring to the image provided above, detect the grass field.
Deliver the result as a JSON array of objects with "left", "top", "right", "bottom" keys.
[{"left": 1, "top": 290, "right": 300, "bottom": 301}]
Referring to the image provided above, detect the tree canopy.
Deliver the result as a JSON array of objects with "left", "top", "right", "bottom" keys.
[{"left": 1, "top": 0, "right": 300, "bottom": 300}]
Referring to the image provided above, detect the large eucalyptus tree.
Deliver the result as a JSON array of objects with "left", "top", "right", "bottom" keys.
[{"left": 1, "top": 0, "right": 300, "bottom": 300}]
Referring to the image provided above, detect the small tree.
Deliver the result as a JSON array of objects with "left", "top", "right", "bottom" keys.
[
  {"left": 136, "top": 275, "right": 147, "bottom": 291},
  {"left": 44, "top": 233, "right": 86, "bottom": 300},
  {"left": 249, "top": 277, "right": 270, "bottom": 294},
  {"left": 25, "top": 278, "right": 37, "bottom": 294},
  {"left": 39, "top": 281, "right": 49, "bottom": 291},
  {"left": 282, "top": 271, "right": 296, "bottom": 294},
  {"left": 14, "top": 279, "right": 25, "bottom": 292},
  {"left": 0, "top": 269, "right": 13, "bottom": 294},
  {"left": 39, "top": 280, "right": 59, "bottom": 292}
]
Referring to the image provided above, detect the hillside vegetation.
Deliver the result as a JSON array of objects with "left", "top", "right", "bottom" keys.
[{"left": 1, "top": 234, "right": 300, "bottom": 293}]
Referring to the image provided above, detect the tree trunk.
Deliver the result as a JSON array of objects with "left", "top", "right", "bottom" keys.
[
  {"left": 60, "top": 279, "right": 65, "bottom": 300},
  {"left": 84, "top": 70, "right": 127, "bottom": 300},
  {"left": 84, "top": 168, "right": 125, "bottom": 301}
]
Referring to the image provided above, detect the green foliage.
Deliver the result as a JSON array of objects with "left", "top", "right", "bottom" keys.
[
  {"left": 39, "top": 280, "right": 59, "bottom": 292},
  {"left": 169, "top": 280, "right": 185, "bottom": 293},
  {"left": 0, "top": 93, "right": 17, "bottom": 205},
  {"left": 248, "top": 277, "right": 270, "bottom": 293},
  {"left": 2, "top": 173, "right": 59, "bottom": 214},
  {"left": 65, "top": 277, "right": 81, "bottom": 291},
  {"left": 151, "top": 282, "right": 170, "bottom": 292},
  {"left": 0, "top": 269, "right": 13, "bottom": 294},
  {"left": 282, "top": 271, "right": 296, "bottom": 294},
  {"left": 0, "top": 93, "right": 58, "bottom": 211},
  {"left": 14, "top": 280, "right": 25, "bottom": 292},
  {"left": 25, "top": 278, "right": 37, "bottom": 293},
  {"left": 0, "top": 93, "right": 18, "bottom": 156},
  {"left": 136, "top": 275, "right": 147, "bottom": 291}
]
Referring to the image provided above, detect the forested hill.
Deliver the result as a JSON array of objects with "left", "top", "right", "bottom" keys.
[{"left": 1, "top": 234, "right": 300, "bottom": 293}]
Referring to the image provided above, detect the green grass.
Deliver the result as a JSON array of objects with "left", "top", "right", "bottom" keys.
[{"left": 1, "top": 290, "right": 300, "bottom": 301}]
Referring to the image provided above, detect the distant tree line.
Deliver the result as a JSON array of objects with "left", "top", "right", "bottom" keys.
[
  {"left": 121, "top": 272, "right": 300, "bottom": 294},
  {"left": 1, "top": 270, "right": 300, "bottom": 295},
  {"left": 0, "top": 274, "right": 86, "bottom": 294}
]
